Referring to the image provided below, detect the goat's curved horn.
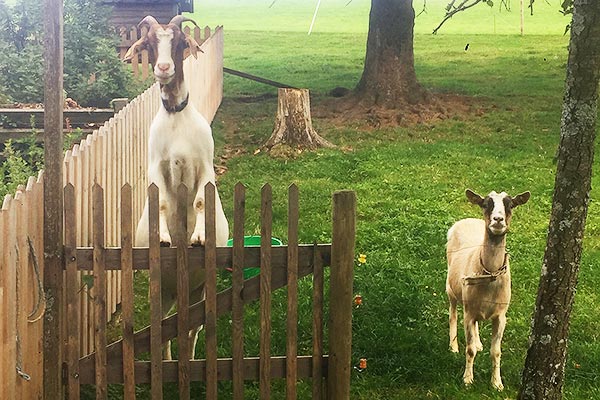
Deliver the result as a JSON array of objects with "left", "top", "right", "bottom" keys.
[
  {"left": 169, "top": 15, "right": 199, "bottom": 28},
  {"left": 138, "top": 15, "right": 160, "bottom": 31}
]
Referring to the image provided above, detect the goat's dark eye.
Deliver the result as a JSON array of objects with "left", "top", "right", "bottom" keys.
[
  {"left": 503, "top": 197, "right": 513, "bottom": 213},
  {"left": 483, "top": 198, "right": 494, "bottom": 212}
]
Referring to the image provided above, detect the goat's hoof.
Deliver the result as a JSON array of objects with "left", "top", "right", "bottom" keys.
[
  {"left": 449, "top": 342, "right": 459, "bottom": 353},
  {"left": 491, "top": 378, "right": 504, "bottom": 391},
  {"left": 475, "top": 342, "right": 484, "bottom": 352},
  {"left": 190, "top": 233, "right": 205, "bottom": 247},
  {"left": 160, "top": 241, "right": 171, "bottom": 247},
  {"left": 463, "top": 375, "right": 474, "bottom": 386}
]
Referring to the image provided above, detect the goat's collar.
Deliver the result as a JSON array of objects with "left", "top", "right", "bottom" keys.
[
  {"left": 463, "top": 253, "right": 509, "bottom": 286},
  {"left": 162, "top": 93, "right": 189, "bottom": 113},
  {"left": 481, "top": 252, "right": 509, "bottom": 276}
]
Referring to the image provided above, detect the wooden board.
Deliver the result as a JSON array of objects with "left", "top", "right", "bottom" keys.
[
  {"left": 148, "top": 185, "right": 163, "bottom": 400},
  {"left": 80, "top": 356, "right": 329, "bottom": 384},
  {"left": 93, "top": 184, "right": 107, "bottom": 399},
  {"left": 286, "top": 184, "right": 299, "bottom": 400},
  {"left": 204, "top": 183, "right": 218, "bottom": 398},
  {"left": 120, "top": 184, "right": 135, "bottom": 400},
  {"left": 73, "top": 244, "right": 331, "bottom": 271},
  {"left": 260, "top": 184, "right": 273, "bottom": 400},
  {"left": 232, "top": 183, "right": 245, "bottom": 400}
]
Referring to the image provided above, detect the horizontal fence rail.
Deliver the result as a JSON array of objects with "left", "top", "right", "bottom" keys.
[{"left": 59, "top": 182, "right": 354, "bottom": 400}]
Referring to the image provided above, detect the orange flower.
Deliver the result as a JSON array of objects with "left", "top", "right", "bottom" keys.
[
  {"left": 359, "top": 358, "right": 367, "bottom": 369},
  {"left": 354, "top": 294, "right": 363, "bottom": 306}
]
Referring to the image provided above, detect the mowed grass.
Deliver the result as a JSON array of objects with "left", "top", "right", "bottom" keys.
[
  {"left": 193, "top": 0, "right": 569, "bottom": 35},
  {"left": 103, "top": 1, "right": 599, "bottom": 399}
]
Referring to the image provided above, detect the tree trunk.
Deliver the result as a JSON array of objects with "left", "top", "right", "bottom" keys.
[
  {"left": 265, "top": 88, "right": 333, "bottom": 151},
  {"left": 518, "top": 2, "right": 600, "bottom": 399},
  {"left": 355, "top": 0, "right": 428, "bottom": 106}
]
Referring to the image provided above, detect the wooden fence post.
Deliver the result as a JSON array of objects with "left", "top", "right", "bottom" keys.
[
  {"left": 43, "top": 0, "right": 64, "bottom": 398},
  {"left": 328, "top": 191, "right": 356, "bottom": 400}
]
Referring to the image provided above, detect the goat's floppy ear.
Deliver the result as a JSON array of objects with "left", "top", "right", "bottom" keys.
[
  {"left": 465, "top": 189, "right": 484, "bottom": 207},
  {"left": 123, "top": 37, "right": 146, "bottom": 62},
  {"left": 185, "top": 35, "right": 203, "bottom": 58},
  {"left": 511, "top": 191, "right": 531, "bottom": 207}
]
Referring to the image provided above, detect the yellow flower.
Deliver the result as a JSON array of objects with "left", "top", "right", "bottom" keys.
[{"left": 357, "top": 254, "right": 367, "bottom": 264}]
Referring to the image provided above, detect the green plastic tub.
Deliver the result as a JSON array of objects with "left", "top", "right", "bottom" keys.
[{"left": 226, "top": 235, "right": 283, "bottom": 279}]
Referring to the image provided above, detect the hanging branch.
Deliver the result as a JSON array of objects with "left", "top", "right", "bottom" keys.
[
  {"left": 432, "top": 0, "right": 484, "bottom": 35},
  {"left": 499, "top": 0, "right": 511, "bottom": 12},
  {"left": 416, "top": 0, "right": 428, "bottom": 17}
]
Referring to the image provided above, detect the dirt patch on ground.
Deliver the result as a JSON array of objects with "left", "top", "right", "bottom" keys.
[
  {"left": 313, "top": 90, "right": 484, "bottom": 130},
  {"left": 214, "top": 89, "right": 487, "bottom": 168}
]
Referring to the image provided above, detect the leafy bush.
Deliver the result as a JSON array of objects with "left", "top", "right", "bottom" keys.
[
  {"left": 0, "top": 140, "right": 37, "bottom": 197},
  {"left": 0, "top": 122, "right": 81, "bottom": 198},
  {"left": 0, "top": 0, "right": 44, "bottom": 103},
  {"left": 0, "top": 0, "right": 135, "bottom": 107}
]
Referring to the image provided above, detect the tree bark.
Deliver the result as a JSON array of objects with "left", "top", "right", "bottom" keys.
[
  {"left": 265, "top": 88, "right": 333, "bottom": 151},
  {"left": 355, "top": 0, "right": 428, "bottom": 106},
  {"left": 518, "top": 2, "right": 600, "bottom": 399}
]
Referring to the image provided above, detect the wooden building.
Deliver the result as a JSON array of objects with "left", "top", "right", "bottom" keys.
[{"left": 102, "top": 0, "right": 194, "bottom": 27}]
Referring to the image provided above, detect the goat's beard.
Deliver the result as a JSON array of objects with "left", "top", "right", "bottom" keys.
[
  {"left": 155, "top": 74, "right": 174, "bottom": 85},
  {"left": 487, "top": 224, "right": 507, "bottom": 237}
]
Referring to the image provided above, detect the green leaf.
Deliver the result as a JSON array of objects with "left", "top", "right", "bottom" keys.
[{"left": 81, "top": 274, "right": 94, "bottom": 290}]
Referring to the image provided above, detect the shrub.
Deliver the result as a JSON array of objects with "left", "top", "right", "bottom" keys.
[{"left": 0, "top": 0, "right": 135, "bottom": 107}]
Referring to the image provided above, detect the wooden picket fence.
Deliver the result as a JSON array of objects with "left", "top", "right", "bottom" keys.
[
  {"left": 0, "top": 173, "right": 45, "bottom": 400},
  {"left": 63, "top": 182, "right": 356, "bottom": 399},
  {"left": 0, "top": 27, "right": 224, "bottom": 399}
]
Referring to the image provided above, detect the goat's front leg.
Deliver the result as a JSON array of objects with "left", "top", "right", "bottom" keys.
[
  {"left": 188, "top": 284, "right": 206, "bottom": 359},
  {"left": 149, "top": 161, "right": 174, "bottom": 246},
  {"left": 448, "top": 296, "right": 459, "bottom": 353},
  {"left": 190, "top": 171, "right": 214, "bottom": 246},
  {"left": 490, "top": 314, "right": 507, "bottom": 391},
  {"left": 474, "top": 321, "right": 484, "bottom": 351},
  {"left": 463, "top": 314, "right": 478, "bottom": 386}
]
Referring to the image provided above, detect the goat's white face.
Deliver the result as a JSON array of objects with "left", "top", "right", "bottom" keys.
[
  {"left": 465, "top": 189, "right": 531, "bottom": 236},
  {"left": 154, "top": 28, "right": 176, "bottom": 84},
  {"left": 484, "top": 191, "right": 509, "bottom": 235},
  {"left": 123, "top": 16, "right": 203, "bottom": 88}
]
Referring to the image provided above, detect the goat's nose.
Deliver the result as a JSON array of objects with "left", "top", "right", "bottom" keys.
[
  {"left": 494, "top": 216, "right": 504, "bottom": 222},
  {"left": 157, "top": 63, "right": 170, "bottom": 72}
]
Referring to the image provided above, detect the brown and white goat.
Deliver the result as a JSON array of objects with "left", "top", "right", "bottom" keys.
[
  {"left": 446, "top": 189, "right": 530, "bottom": 390},
  {"left": 125, "top": 15, "right": 229, "bottom": 359}
]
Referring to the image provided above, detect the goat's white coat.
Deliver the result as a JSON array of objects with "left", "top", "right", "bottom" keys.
[
  {"left": 446, "top": 190, "right": 529, "bottom": 391},
  {"left": 129, "top": 17, "right": 229, "bottom": 359},
  {"left": 135, "top": 92, "right": 229, "bottom": 250}
]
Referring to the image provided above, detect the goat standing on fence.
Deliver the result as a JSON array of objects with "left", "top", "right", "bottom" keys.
[
  {"left": 125, "top": 15, "right": 229, "bottom": 359},
  {"left": 446, "top": 189, "right": 530, "bottom": 391}
]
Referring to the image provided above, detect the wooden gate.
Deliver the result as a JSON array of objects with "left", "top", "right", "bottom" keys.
[{"left": 62, "top": 182, "right": 356, "bottom": 399}]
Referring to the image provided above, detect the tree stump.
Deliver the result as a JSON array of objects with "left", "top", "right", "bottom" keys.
[{"left": 264, "top": 88, "right": 333, "bottom": 151}]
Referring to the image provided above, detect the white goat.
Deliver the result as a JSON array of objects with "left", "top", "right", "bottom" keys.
[
  {"left": 446, "top": 189, "right": 530, "bottom": 390},
  {"left": 125, "top": 15, "right": 229, "bottom": 359}
]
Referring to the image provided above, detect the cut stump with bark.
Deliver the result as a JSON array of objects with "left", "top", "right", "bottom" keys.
[{"left": 264, "top": 88, "right": 333, "bottom": 152}]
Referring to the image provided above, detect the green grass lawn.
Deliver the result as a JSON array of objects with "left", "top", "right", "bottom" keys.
[
  {"left": 193, "top": 0, "right": 569, "bottom": 35},
  {"left": 103, "top": 1, "right": 598, "bottom": 398}
]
